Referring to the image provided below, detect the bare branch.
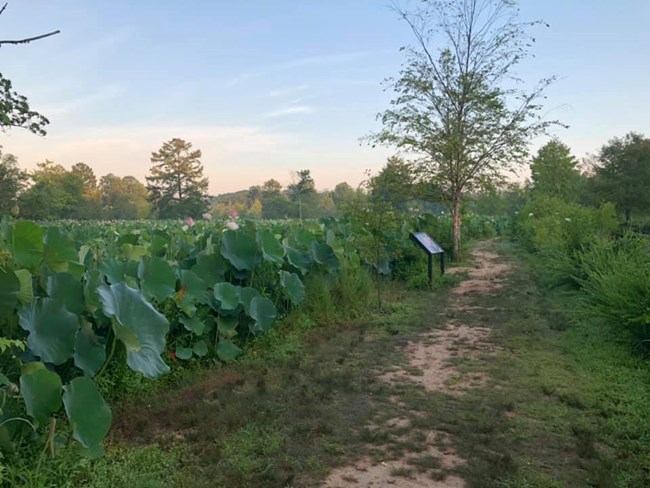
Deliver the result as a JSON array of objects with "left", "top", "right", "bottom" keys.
[
  {"left": 0, "top": 29, "right": 60, "bottom": 46},
  {"left": 0, "top": 3, "right": 8, "bottom": 17}
]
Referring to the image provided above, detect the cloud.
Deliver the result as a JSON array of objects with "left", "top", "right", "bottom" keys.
[
  {"left": 261, "top": 106, "right": 314, "bottom": 119},
  {"left": 268, "top": 84, "right": 310, "bottom": 97},
  {"left": 224, "top": 50, "right": 381, "bottom": 87},
  {"left": 38, "top": 85, "right": 125, "bottom": 116}
]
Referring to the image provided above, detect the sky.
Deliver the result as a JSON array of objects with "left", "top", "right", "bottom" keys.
[{"left": 1, "top": 0, "right": 649, "bottom": 195}]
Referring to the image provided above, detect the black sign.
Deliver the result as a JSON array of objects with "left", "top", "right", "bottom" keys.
[{"left": 410, "top": 232, "right": 444, "bottom": 255}]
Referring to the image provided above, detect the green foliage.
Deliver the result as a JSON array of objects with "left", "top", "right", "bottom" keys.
[
  {"left": 592, "top": 132, "right": 650, "bottom": 222},
  {"left": 0, "top": 73, "right": 49, "bottom": 136},
  {"left": 146, "top": 138, "right": 209, "bottom": 218},
  {"left": 530, "top": 139, "right": 584, "bottom": 201},
  {"left": 370, "top": 0, "right": 557, "bottom": 259}
]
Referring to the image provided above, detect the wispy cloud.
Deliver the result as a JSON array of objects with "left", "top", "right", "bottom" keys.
[
  {"left": 38, "top": 85, "right": 125, "bottom": 116},
  {"left": 224, "top": 50, "right": 381, "bottom": 87},
  {"left": 268, "top": 84, "right": 309, "bottom": 97},
  {"left": 262, "top": 106, "right": 314, "bottom": 119}
]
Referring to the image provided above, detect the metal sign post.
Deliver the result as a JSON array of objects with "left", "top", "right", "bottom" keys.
[{"left": 410, "top": 231, "right": 445, "bottom": 288}]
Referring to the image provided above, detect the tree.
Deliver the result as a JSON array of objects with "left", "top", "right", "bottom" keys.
[
  {"left": 146, "top": 138, "right": 209, "bottom": 218},
  {"left": 369, "top": 156, "right": 416, "bottom": 208},
  {"left": 287, "top": 169, "right": 315, "bottom": 219},
  {"left": 0, "top": 4, "right": 60, "bottom": 135},
  {"left": 529, "top": 140, "right": 583, "bottom": 201},
  {"left": 19, "top": 161, "right": 73, "bottom": 219},
  {"left": 100, "top": 174, "right": 150, "bottom": 219},
  {"left": 370, "top": 0, "right": 557, "bottom": 260},
  {"left": 0, "top": 149, "right": 26, "bottom": 214},
  {"left": 592, "top": 132, "right": 650, "bottom": 223}
]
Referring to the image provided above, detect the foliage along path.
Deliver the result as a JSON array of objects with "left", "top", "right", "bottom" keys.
[{"left": 108, "top": 239, "right": 627, "bottom": 487}]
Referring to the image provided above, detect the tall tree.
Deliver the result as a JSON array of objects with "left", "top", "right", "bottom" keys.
[
  {"left": 369, "top": 156, "right": 416, "bottom": 208},
  {"left": 100, "top": 174, "right": 150, "bottom": 219},
  {"left": 146, "top": 138, "right": 209, "bottom": 218},
  {"left": 370, "top": 0, "right": 557, "bottom": 260},
  {"left": 0, "top": 149, "right": 26, "bottom": 214},
  {"left": 287, "top": 169, "right": 315, "bottom": 219},
  {"left": 592, "top": 132, "right": 650, "bottom": 223},
  {"left": 529, "top": 139, "right": 583, "bottom": 201}
]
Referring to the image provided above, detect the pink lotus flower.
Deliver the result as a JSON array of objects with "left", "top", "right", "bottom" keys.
[
  {"left": 229, "top": 210, "right": 239, "bottom": 219},
  {"left": 226, "top": 221, "right": 239, "bottom": 231},
  {"left": 185, "top": 216, "right": 194, "bottom": 226}
]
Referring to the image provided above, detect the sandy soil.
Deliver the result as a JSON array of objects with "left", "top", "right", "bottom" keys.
[{"left": 321, "top": 241, "right": 510, "bottom": 488}]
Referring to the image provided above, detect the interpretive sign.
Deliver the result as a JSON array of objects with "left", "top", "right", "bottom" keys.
[
  {"left": 409, "top": 231, "right": 445, "bottom": 288},
  {"left": 411, "top": 232, "right": 444, "bottom": 255}
]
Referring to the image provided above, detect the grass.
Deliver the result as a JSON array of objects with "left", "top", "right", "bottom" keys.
[{"left": 6, "top": 238, "right": 650, "bottom": 487}]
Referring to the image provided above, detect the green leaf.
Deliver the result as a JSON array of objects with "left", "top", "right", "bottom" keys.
[
  {"left": 44, "top": 227, "right": 78, "bottom": 273},
  {"left": 249, "top": 296, "right": 277, "bottom": 333},
  {"left": 279, "top": 271, "right": 305, "bottom": 305},
  {"left": 175, "top": 346, "right": 192, "bottom": 360},
  {"left": 10, "top": 221, "right": 43, "bottom": 270},
  {"left": 192, "top": 253, "right": 227, "bottom": 284},
  {"left": 98, "top": 283, "right": 170, "bottom": 378},
  {"left": 214, "top": 282, "right": 240, "bottom": 311},
  {"left": 216, "top": 339, "right": 242, "bottom": 362},
  {"left": 0, "top": 268, "right": 19, "bottom": 320},
  {"left": 258, "top": 229, "right": 285, "bottom": 265},
  {"left": 18, "top": 298, "right": 79, "bottom": 365},
  {"left": 285, "top": 246, "right": 312, "bottom": 274},
  {"left": 193, "top": 340, "right": 208, "bottom": 357},
  {"left": 238, "top": 287, "right": 260, "bottom": 315},
  {"left": 217, "top": 315, "right": 238, "bottom": 338},
  {"left": 179, "top": 270, "right": 210, "bottom": 305},
  {"left": 310, "top": 241, "right": 340, "bottom": 269},
  {"left": 121, "top": 244, "right": 147, "bottom": 261},
  {"left": 74, "top": 322, "right": 106, "bottom": 377},
  {"left": 46, "top": 273, "right": 85, "bottom": 315},
  {"left": 221, "top": 230, "right": 260, "bottom": 271},
  {"left": 19, "top": 364, "right": 62, "bottom": 425},
  {"left": 14, "top": 269, "right": 34, "bottom": 304},
  {"left": 138, "top": 256, "right": 176, "bottom": 302},
  {"left": 180, "top": 315, "right": 206, "bottom": 336},
  {"left": 62, "top": 377, "right": 111, "bottom": 451},
  {"left": 99, "top": 258, "right": 127, "bottom": 284}
]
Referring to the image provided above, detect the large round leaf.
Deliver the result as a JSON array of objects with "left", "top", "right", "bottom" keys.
[
  {"left": 279, "top": 271, "right": 305, "bottom": 305},
  {"left": 285, "top": 246, "right": 312, "bottom": 274},
  {"left": 192, "top": 253, "right": 227, "bottom": 285},
  {"left": 249, "top": 296, "right": 277, "bottom": 333},
  {"left": 138, "top": 256, "right": 176, "bottom": 302},
  {"left": 217, "top": 315, "right": 239, "bottom": 338},
  {"left": 0, "top": 268, "right": 19, "bottom": 320},
  {"left": 62, "top": 377, "right": 111, "bottom": 452},
  {"left": 310, "top": 241, "right": 339, "bottom": 269},
  {"left": 46, "top": 273, "right": 85, "bottom": 314},
  {"left": 18, "top": 298, "right": 79, "bottom": 365},
  {"left": 257, "top": 229, "right": 285, "bottom": 265},
  {"left": 73, "top": 322, "right": 106, "bottom": 377},
  {"left": 221, "top": 230, "right": 260, "bottom": 271},
  {"left": 180, "top": 315, "right": 207, "bottom": 336},
  {"left": 19, "top": 364, "right": 62, "bottom": 426},
  {"left": 14, "top": 269, "right": 34, "bottom": 304},
  {"left": 44, "top": 227, "right": 77, "bottom": 273},
  {"left": 179, "top": 270, "right": 210, "bottom": 305},
  {"left": 214, "top": 282, "right": 240, "bottom": 311},
  {"left": 10, "top": 220, "right": 43, "bottom": 270},
  {"left": 216, "top": 339, "right": 242, "bottom": 362},
  {"left": 237, "top": 287, "right": 260, "bottom": 315},
  {"left": 98, "top": 283, "right": 170, "bottom": 378}
]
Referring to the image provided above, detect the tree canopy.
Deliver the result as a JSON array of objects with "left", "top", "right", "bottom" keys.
[
  {"left": 529, "top": 139, "right": 583, "bottom": 201},
  {"left": 592, "top": 132, "right": 650, "bottom": 222},
  {"left": 370, "top": 0, "right": 557, "bottom": 259},
  {"left": 146, "top": 138, "right": 209, "bottom": 218}
]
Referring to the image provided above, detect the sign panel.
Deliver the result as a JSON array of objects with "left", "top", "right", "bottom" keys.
[{"left": 410, "top": 232, "right": 444, "bottom": 255}]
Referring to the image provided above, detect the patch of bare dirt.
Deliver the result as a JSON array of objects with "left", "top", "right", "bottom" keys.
[{"left": 321, "top": 241, "right": 510, "bottom": 488}]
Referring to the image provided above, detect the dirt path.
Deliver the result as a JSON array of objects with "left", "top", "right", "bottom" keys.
[{"left": 322, "top": 241, "right": 511, "bottom": 488}]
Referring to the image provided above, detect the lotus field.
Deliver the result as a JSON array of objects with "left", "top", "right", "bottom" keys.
[{"left": 0, "top": 217, "right": 369, "bottom": 457}]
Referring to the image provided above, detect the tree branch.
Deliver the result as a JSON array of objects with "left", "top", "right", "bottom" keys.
[
  {"left": 0, "top": 3, "right": 8, "bottom": 17},
  {"left": 0, "top": 30, "right": 60, "bottom": 46}
]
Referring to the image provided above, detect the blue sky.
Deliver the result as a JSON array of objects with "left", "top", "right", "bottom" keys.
[{"left": 1, "top": 0, "right": 649, "bottom": 194}]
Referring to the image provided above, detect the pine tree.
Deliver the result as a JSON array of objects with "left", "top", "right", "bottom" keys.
[{"left": 146, "top": 138, "right": 209, "bottom": 218}]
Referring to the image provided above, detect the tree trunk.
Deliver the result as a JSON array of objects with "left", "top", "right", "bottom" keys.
[{"left": 451, "top": 198, "right": 462, "bottom": 262}]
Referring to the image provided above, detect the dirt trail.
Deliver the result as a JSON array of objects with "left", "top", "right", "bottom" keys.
[{"left": 322, "top": 241, "right": 511, "bottom": 488}]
